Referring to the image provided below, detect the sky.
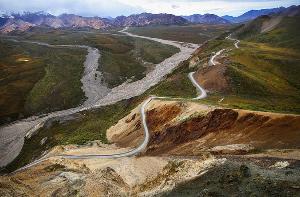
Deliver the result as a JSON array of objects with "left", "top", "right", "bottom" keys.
[{"left": 0, "top": 0, "right": 299, "bottom": 17}]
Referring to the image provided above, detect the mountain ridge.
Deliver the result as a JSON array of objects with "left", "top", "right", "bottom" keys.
[
  {"left": 182, "top": 14, "right": 230, "bottom": 24},
  {"left": 222, "top": 6, "right": 286, "bottom": 23},
  {"left": 0, "top": 5, "right": 298, "bottom": 33},
  {"left": 0, "top": 12, "right": 188, "bottom": 33}
]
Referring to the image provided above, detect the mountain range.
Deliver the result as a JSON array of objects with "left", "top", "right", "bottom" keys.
[
  {"left": 0, "top": 6, "right": 294, "bottom": 33},
  {"left": 182, "top": 14, "right": 230, "bottom": 24},
  {"left": 222, "top": 7, "right": 286, "bottom": 23}
]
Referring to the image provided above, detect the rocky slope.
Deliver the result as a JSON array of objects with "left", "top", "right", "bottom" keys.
[
  {"left": 0, "top": 12, "right": 112, "bottom": 33},
  {"left": 0, "top": 18, "right": 35, "bottom": 33},
  {"left": 0, "top": 12, "right": 188, "bottom": 33},
  {"left": 113, "top": 13, "right": 188, "bottom": 27}
]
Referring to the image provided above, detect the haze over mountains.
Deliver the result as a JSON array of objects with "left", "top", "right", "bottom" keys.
[{"left": 0, "top": 6, "right": 295, "bottom": 33}]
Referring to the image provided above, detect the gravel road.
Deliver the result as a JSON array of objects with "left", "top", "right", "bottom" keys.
[{"left": 0, "top": 29, "right": 199, "bottom": 167}]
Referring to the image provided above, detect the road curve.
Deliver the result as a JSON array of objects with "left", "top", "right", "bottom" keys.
[
  {"left": 10, "top": 31, "right": 239, "bottom": 173},
  {"left": 208, "top": 34, "right": 240, "bottom": 66},
  {"left": 1, "top": 28, "right": 198, "bottom": 169},
  {"left": 209, "top": 49, "right": 226, "bottom": 66},
  {"left": 15, "top": 72, "right": 206, "bottom": 173},
  {"left": 226, "top": 34, "right": 240, "bottom": 49}
]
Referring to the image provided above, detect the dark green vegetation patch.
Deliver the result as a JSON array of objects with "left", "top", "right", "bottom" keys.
[
  {"left": 15, "top": 28, "right": 179, "bottom": 87},
  {"left": 0, "top": 28, "right": 179, "bottom": 123},
  {"left": 0, "top": 39, "right": 86, "bottom": 124}
]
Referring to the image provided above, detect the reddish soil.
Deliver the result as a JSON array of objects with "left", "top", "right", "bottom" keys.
[
  {"left": 111, "top": 103, "right": 182, "bottom": 148},
  {"left": 145, "top": 108, "right": 300, "bottom": 155}
]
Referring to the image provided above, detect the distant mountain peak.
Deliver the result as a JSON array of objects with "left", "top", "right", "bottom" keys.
[
  {"left": 113, "top": 13, "right": 188, "bottom": 27},
  {"left": 183, "top": 13, "right": 230, "bottom": 24},
  {"left": 222, "top": 6, "right": 286, "bottom": 23}
]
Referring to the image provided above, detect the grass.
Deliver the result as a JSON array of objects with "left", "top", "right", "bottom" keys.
[
  {"left": 237, "top": 16, "right": 300, "bottom": 51},
  {"left": 24, "top": 46, "right": 87, "bottom": 115},
  {"left": 0, "top": 28, "right": 179, "bottom": 122},
  {"left": 14, "top": 27, "right": 179, "bottom": 87},
  {"left": 134, "top": 38, "right": 179, "bottom": 64},
  {"left": 147, "top": 61, "right": 196, "bottom": 98},
  {"left": 218, "top": 15, "right": 300, "bottom": 113},
  {"left": 128, "top": 24, "right": 232, "bottom": 44},
  {"left": 0, "top": 39, "right": 86, "bottom": 124},
  {"left": 1, "top": 57, "right": 199, "bottom": 173},
  {"left": 200, "top": 40, "right": 300, "bottom": 114}
]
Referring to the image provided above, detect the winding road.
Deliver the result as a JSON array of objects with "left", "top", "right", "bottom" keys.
[
  {"left": 4, "top": 29, "right": 240, "bottom": 172},
  {"left": 208, "top": 34, "right": 240, "bottom": 66},
  {"left": 226, "top": 34, "right": 240, "bottom": 49},
  {"left": 15, "top": 71, "right": 206, "bottom": 172},
  {"left": 0, "top": 28, "right": 198, "bottom": 168},
  {"left": 209, "top": 49, "right": 226, "bottom": 66}
]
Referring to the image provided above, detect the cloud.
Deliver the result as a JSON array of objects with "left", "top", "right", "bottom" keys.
[
  {"left": 121, "top": 0, "right": 300, "bottom": 16},
  {"left": 0, "top": 0, "right": 143, "bottom": 17},
  {"left": 0, "top": 0, "right": 299, "bottom": 17},
  {"left": 172, "top": 4, "right": 180, "bottom": 9}
]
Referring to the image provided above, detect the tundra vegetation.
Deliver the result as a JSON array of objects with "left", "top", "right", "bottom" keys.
[{"left": 0, "top": 28, "right": 179, "bottom": 123}]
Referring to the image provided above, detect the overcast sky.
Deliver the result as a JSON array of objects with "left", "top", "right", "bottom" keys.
[{"left": 0, "top": 0, "right": 299, "bottom": 17}]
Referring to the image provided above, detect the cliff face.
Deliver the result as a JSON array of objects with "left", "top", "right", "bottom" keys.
[{"left": 107, "top": 99, "right": 300, "bottom": 156}]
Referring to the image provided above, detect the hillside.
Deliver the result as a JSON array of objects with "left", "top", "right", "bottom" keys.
[
  {"left": 223, "top": 6, "right": 286, "bottom": 23},
  {"left": 113, "top": 13, "right": 188, "bottom": 27},
  {"left": 234, "top": 5, "right": 300, "bottom": 50},
  {"left": 183, "top": 14, "right": 230, "bottom": 24},
  {"left": 190, "top": 6, "right": 300, "bottom": 113}
]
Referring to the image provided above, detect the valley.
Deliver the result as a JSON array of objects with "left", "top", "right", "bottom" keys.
[
  {"left": 0, "top": 28, "right": 180, "bottom": 124},
  {"left": 0, "top": 4, "right": 300, "bottom": 197},
  {"left": 0, "top": 27, "right": 199, "bottom": 169}
]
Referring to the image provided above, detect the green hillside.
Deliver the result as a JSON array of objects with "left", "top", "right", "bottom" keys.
[
  {"left": 234, "top": 6, "right": 300, "bottom": 50},
  {"left": 201, "top": 8, "right": 300, "bottom": 113}
]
